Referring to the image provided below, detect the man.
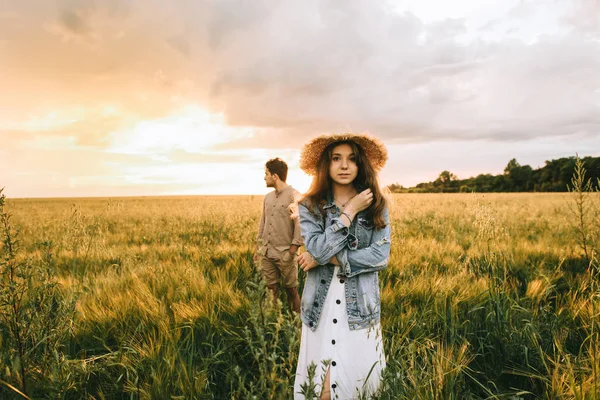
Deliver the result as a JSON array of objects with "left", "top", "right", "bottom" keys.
[{"left": 255, "top": 157, "right": 303, "bottom": 312}]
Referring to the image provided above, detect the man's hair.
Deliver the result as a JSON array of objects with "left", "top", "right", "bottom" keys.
[{"left": 265, "top": 158, "right": 288, "bottom": 182}]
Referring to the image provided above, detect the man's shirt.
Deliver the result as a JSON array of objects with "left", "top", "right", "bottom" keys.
[{"left": 258, "top": 185, "right": 303, "bottom": 259}]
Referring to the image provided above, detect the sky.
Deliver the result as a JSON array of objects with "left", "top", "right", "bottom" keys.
[{"left": 1, "top": 0, "right": 599, "bottom": 197}]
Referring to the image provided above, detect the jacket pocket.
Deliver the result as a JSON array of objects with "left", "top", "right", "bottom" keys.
[
  {"left": 357, "top": 216, "right": 374, "bottom": 229},
  {"left": 356, "top": 272, "right": 380, "bottom": 317},
  {"left": 300, "top": 269, "right": 318, "bottom": 314},
  {"left": 356, "top": 216, "right": 374, "bottom": 248}
]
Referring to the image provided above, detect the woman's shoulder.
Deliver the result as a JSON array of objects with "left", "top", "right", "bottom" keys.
[
  {"left": 298, "top": 196, "right": 317, "bottom": 210},
  {"left": 298, "top": 197, "right": 326, "bottom": 221},
  {"left": 298, "top": 199, "right": 318, "bottom": 215}
]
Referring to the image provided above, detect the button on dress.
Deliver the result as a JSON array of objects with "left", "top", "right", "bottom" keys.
[{"left": 294, "top": 266, "right": 386, "bottom": 399}]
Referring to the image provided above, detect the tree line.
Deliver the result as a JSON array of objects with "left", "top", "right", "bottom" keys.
[{"left": 387, "top": 156, "right": 600, "bottom": 193}]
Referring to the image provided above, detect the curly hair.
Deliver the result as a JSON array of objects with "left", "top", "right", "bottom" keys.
[{"left": 265, "top": 158, "right": 288, "bottom": 182}]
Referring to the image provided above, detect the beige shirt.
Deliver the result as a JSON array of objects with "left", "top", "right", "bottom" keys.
[{"left": 258, "top": 185, "right": 303, "bottom": 259}]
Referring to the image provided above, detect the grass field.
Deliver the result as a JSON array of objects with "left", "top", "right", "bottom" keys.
[{"left": 1, "top": 190, "right": 599, "bottom": 399}]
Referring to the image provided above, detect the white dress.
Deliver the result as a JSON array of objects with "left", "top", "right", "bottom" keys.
[{"left": 294, "top": 266, "right": 386, "bottom": 399}]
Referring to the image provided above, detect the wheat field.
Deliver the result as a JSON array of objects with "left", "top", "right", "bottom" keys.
[{"left": 1, "top": 191, "right": 599, "bottom": 399}]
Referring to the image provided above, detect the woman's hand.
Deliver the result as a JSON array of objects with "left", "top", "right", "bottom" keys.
[
  {"left": 345, "top": 188, "right": 373, "bottom": 216},
  {"left": 298, "top": 251, "right": 319, "bottom": 272}
]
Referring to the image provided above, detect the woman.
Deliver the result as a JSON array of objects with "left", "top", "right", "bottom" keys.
[{"left": 293, "top": 133, "right": 391, "bottom": 400}]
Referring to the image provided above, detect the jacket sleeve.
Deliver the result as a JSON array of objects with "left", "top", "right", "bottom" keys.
[
  {"left": 299, "top": 202, "right": 351, "bottom": 265},
  {"left": 336, "top": 207, "right": 391, "bottom": 277}
]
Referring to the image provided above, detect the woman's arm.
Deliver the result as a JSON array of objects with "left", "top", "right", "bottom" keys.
[{"left": 298, "top": 202, "right": 351, "bottom": 265}]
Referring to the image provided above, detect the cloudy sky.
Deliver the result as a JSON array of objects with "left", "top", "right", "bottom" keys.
[{"left": 1, "top": 0, "right": 599, "bottom": 197}]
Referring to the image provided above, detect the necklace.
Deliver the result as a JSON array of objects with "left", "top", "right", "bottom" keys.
[{"left": 334, "top": 193, "right": 357, "bottom": 208}]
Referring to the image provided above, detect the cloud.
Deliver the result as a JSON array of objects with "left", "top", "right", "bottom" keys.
[
  {"left": 3, "top": 0, "right": 599, "bottom": 145},
  {"left": 166, "top": 149, "right": 261, "bottom": 164},
  {"left": 0, "top": 0, "right": 197, "bottom": 128},
  {"left": 1, "top": 107, "right": 148, "bottom": 148},
  {"left": 560, "top": 0, "right": 600, "bottom": 35},
  {"left": 195, "top": 0, "right": 599, "bottom": 142},
  {"left": 1, "top": 0, "right": 599, "bottom": 198}
]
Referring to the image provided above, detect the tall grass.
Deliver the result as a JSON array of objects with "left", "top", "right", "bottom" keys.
[
  {"left": 0, "top": 178, "right": 598, "bottom": 398},
  {"left": 0, "top": 188, "right": 76, "bottom": 398}
]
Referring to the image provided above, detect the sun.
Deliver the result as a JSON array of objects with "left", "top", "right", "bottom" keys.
[
  {"left": 107, "top": 105, "right": 254, "bottom": 155},
  {"left": 101, "top": 104, "right": 315, "bottom": 195}
]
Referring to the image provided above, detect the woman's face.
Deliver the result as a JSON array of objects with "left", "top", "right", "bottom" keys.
[{"left": 329, "top": 143, "right": 358, "bottom": 186}]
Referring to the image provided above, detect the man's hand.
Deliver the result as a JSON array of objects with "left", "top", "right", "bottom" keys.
[{"left": 298, "top": 251, "right": 318, "bottom": 272}]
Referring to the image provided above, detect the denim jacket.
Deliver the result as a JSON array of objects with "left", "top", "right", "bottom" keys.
[{"left": 298, "top": 193, "right": 391, "bottom": 331}]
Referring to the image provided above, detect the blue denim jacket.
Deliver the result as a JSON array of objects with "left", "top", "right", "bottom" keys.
[{"left": 298, "top": 193, "right": 391, "bottom": 331}]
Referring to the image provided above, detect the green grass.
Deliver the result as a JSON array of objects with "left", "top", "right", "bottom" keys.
[{"left": 1, "top": 192, "right": 599, "bottom": 399}]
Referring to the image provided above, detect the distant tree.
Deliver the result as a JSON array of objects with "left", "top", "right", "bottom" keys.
[
  {"left": 387, "top": 183, "right": 405, "bottom": 193},
  {"left": 399, "top": 156, "right": 599, "bottom": 193},
  {"left": 506, "top": 165, "right": 534, "bottom": 191},
  {"left": 504, "top": 158, "right": 521, "bottom": 174},
  {"left": 473, "top": 174, "right": 495, "bottom": 192},
  {"left": 437, "top": 170, "right": 458, "bottom": 184}
]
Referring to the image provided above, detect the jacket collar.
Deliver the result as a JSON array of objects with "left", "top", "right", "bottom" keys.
[{"left": 323, "top": 191, "right": 336, "bottom": 210}]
